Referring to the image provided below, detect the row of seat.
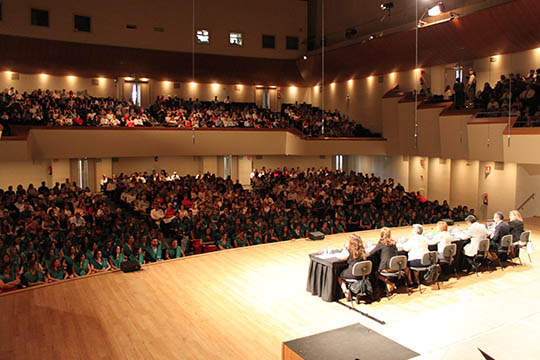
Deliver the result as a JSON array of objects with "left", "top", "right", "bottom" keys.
[{"left": 344, "top": 231, "right": 532, "bottom": 306}]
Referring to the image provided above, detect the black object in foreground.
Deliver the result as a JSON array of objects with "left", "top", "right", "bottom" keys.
[
  {"left": 283, "top": 323, "right": 419, "bottom": 360},
  {"left": 121, "top": 260, "right": 141, "bottom": 273}
]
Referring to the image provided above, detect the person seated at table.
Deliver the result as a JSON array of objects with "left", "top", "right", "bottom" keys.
[
  {"left": 463, "top": 215, "right": 488, "bottom": 270},
  {"left": 401, "top": 224, "right": 429, "bottom": 285},
  {"left": 508, "top": 210, "right": 524, "bottom": 257},
  {"left": 367, "top": 227, "right": 398, "bottom": 293},
  {"left": 490, "top": 211, "right": 510, "bottom": 251},
  {"left": 337, "top": 234, "right": 367, "bottom": 301},
  {"left": 427, "top": 221, "right": 454, "bottom": 259}
]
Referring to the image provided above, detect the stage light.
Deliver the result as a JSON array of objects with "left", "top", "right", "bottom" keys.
[
  {"left": 380, "top": 2, "right": 394, "bottom": 11},
  {"left": 428, "top": 2, "right": 445, "bottom": 17}
]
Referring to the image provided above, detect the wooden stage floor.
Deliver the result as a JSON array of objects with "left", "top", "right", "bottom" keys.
[{"left": 2, "top": 219, "right": 540, "bottom": 360}]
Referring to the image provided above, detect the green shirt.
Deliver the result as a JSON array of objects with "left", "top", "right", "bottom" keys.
[
  {"left": 49, "top": 269, "right": 66, "bottom": 280},
  {"left": 109, "top": 254, "right": 125, "bottom": 268},
  {"left": 74, "top": 259, "right": 91, "bottom": 276},
  {"left": 167, "top": 246, "right": 183, "bottom": 259},
  {"left": 25, "top": 270, "right": 44, "bottom": 283},
  {"left": 92, "top": 258, "right": 108, "bottom": 270}
]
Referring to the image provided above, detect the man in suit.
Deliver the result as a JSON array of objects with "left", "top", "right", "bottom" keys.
[{"left": 490, "top": 211, "right": 510, "bottom": 250}]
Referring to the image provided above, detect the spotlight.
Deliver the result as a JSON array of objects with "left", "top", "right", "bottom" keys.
[
  {"left": 380, "top": 2, "right": 393, "bottom": 22},
  {"left": 303, "top": 55, "right": 308, "bottom": 60},
  {"left": 380, "top": 2, "right": 394, "bottom": 11},
  {"left": 428, "top": 2, "right": 445, "bottom": 17}
]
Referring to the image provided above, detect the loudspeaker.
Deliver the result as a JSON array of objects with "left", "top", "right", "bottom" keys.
[
  {"left": 309, "top": 231, "right": 325, "bottom": 240},
  {"left": 121, "top": 260, "right": 141, "bottom": 273},
  {"left": 441, "top": 218, "right": 455, "bottom": 226}
]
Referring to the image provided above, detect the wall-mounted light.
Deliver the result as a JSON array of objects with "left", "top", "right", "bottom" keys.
[
  {"left": 163, "top": 80, "right": 171, "bottom": 85},
  {"left": 139, "top": 77, "right": 149, "bottom": 82},
  {"left": 124, "top": 77, "right": 134, "bottom": 81},
  {"left": 428, "top": 2, "right": 445, "bottom": 17},
  {"left": 380, "top": 2, "right": 394, "bottom": 11},
  {"left": 303, "top": 55, "right": 308, "bottom": 60},
  {"left": 189, "top": 81, "right": 197, "bottom": 87}
]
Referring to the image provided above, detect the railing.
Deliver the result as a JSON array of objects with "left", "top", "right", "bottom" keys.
[
  {"left": 475, "top": 111, "right": 519, "bottom": 118},
  {"left": 517, "top": 193, "right": 536, "bottom": 211}
]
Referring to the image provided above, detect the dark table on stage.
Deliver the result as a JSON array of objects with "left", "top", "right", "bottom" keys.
[{"left": 306, "top": 253, "right": 348, "bottom": 302}]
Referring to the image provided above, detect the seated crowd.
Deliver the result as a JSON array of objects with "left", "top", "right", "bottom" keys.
[
  {"left": 0, "top": 89, "right": 380, "bottom": 137},
  {"left": 0, "top": 167, "right": 476, "bottom": 293},
  {"left": 0, "top": 88, "right": 151, "bottom": 127},
  {"left": 337, "top": 209, "right": 526, "bottom": 300},
  {"left": 441, "top": 67, "right": 540, "bottom": 127},
  {"left": 283, "top": 104, "right": 379, "bottom": 137}
]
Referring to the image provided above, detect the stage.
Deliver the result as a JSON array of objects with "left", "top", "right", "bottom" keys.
[{"left": 2, "top": 220, "right": 540, "bottom": 359}]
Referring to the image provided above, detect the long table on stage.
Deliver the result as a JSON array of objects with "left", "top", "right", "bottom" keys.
[
  {"left": 306, "top": 231, "right": 472, "bottom": 303},
  {"left": 306, "top": 253, "right": 348, "bottom": 302}
]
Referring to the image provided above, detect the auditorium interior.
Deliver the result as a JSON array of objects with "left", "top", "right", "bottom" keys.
[{"left": 1, "top": 0, "right": 540, "bottom": 359}]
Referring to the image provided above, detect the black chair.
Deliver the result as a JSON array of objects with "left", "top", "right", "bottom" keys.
[
  {"left": 344, "top": 260, "right": 372, "bottom": 307},
  {"left": 438, "top": 243, "right": 458, "bottom": 277},
  {"left": 474, "top": 239, "right": 491, "bottom": 276},
  {"left": 410, "top": 251, "right": 440, "bottom": 292},
  {"left": 380, "top": 255, "right": 410, "bottom": 297},
  {"left": 512, "top": 231, "right": 532, "bottom": 264},
  {"left": 496, "top": 234, "right": 513, "bottom": 270}
]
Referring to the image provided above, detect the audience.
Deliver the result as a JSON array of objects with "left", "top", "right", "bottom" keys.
[
  {"left": 0, "top": 167, "right": 524, "bottom": 295},
  {"left": 0, "top": 89, "right": 380, "bottom": 138}
]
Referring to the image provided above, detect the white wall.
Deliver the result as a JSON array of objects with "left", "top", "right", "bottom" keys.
[
  {"left": 477, "top": 161, "right": 517, "bottom": 219},
  {"left": 449, "top": 159, "right": 480, "bottom": 211},
  {"left": 112, "top": 156, "right": 201, "bottom": 176},
  {"left": 0, "top": 72, "right": 116, "bottom": 98},
  {"left": 516, "top": 164, "right": 540, "bottom": 218},
  {"left": 427, "top": 158, "right": 451, "bottom": 203},
  {"left": 252, "top": 155, "right": 332, "bottom": 172},
  {"left": 0, "top": 160, "right": 51, "bottom": 190}
]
